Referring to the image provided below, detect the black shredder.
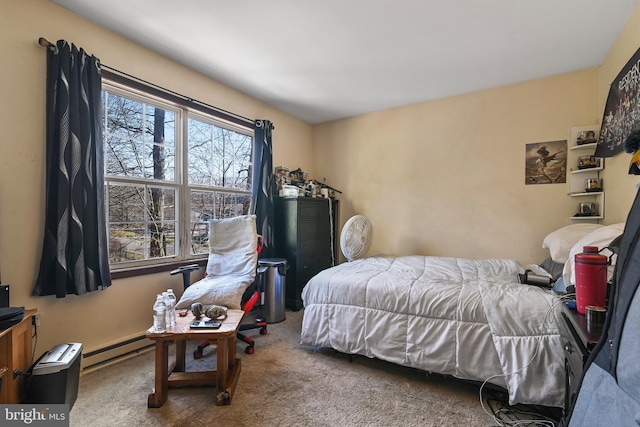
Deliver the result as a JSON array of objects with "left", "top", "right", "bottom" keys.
[{"left": 25, "top": 343, "right": 82, "bottom": 409}]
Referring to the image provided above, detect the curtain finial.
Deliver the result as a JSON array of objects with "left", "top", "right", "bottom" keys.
[{"left": 254, "top": 119, "right": 274, "bottom": 130}]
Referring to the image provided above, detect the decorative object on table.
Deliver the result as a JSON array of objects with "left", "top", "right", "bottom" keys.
[
  {"left": 525, "top": 140, "right": 567, "bottom": 185},
  {"left": 191, "top": 302, "right": 203, "bottom": 319},
  {"left": 204, "top": 304, "right": 228, "bottom": 321},
  {"left": 595, "top": 47, "right": 640, "bottom": 158},
  {"left": 623, "top": 127, "right": 640, "bottom": 175}
]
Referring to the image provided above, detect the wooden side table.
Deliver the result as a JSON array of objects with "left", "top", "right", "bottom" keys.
[{"left": 145, "top": 309, "right": 244, "bottom": 408}]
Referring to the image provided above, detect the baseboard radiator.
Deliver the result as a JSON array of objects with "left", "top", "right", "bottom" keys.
[{"left": 81, "top": 332, "right": 154, "bottom": 374}]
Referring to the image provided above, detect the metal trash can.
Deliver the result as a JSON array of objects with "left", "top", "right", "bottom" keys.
[{"left": 258, "top": 258, "right": 288, "bottom": 323}]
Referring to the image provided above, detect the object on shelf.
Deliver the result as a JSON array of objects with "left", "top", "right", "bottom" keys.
[
  {"left": 274, "top": 166, "right": 291, "bottom": 194},
  {"left": 274, "top": 166, "right": 290, "bottom": 178},
  {"left": 585, "top": 178, "right": 602, "bottom": 193},
  {"left": 578, "top": 155, "right": 600, "bottom": 169},
  {"left": 289, "top": 168, "right": 307, "bottom": 183},
  {"left": 305, "top": 181, "right": 317, "bottom": 197},
  {"left": 576, "top": 202, "right": 598, "bottom": 216},
  {"left": 274, "top": 166, "right": 342, "bottom": 199},
  {"left": 314, "top": 180, "right": 342, "bottom": 198},
  {"left": 279, "top": 185, "right": 299, "bottom": 198},
  {"left": 576, "top": 130, "right": 597, "bottom": 145}
]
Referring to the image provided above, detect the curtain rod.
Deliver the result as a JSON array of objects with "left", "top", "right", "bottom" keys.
[{"left": 38, "top": 37, "right": 262, "bottom": 128}]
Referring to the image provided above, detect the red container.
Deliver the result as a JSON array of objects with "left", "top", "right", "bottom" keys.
[{"left": 575, "top": 246, "right": 608, "bottom": 314}]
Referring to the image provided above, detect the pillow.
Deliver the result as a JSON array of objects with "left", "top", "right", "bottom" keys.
[
  {"left": 542, "top": 223, "right": 604, "bottom": 263},
  {"left": 561, "top": 223, "right": 625, "bottom": 288}
]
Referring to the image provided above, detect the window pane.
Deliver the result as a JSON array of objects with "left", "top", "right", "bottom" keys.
[
  {"left": 190, "top": 222, "right": 209, "bottom": 255},
  {"left": 105, "top": 137, "right": 143, "bottom": 177},
  {"left": 108, "top": 184, "right": 145, "bottom": 221},
  {"left": 148, "top": 187, "right": 176, "bottom": 221},
  {"left": 109, "top": 223, "right": 145, "bottom": 263},
  {"left": 216, "top": 192, "right": 251, "bottom": 219},
  {"left": 188, "top": 118, "right": 215, "bottom": 186},
  {"left": 148, "top": 222, "right": 176, "bottom": 258},
  {"left": 190, "top": 191, "right": 215, "bottom": 255},
  {"left": 105, "top": 92, "right": 176, "bottom": 183},
  {"left": 187, "top": 116, "right": 253, "bottom": 189},
  {"left": 107, "top": 95, "right": 143, "bottom": 139},
  {"left": 108, "top": 221, "right": 176, "bottom": 262},
  {"left": 107, "top": 184, "right": 176, "bottom": 262},
  {"left": 191, "top": 191, "right": 215, "bottom": 222}
]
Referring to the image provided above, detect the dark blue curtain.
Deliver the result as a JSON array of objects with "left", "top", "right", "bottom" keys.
[
  {"left": 33, "top": 40, "right": 111, "bottom": 297},
  {"left": 252, "top": 120, "right": 275, "bottom": 258}
]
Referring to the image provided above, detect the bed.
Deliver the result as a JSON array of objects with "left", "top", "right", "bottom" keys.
[{"left": 300, "top": 223, "right": 625, "bottom": 408}]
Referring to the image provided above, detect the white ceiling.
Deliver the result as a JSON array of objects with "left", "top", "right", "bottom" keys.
[{"left": 51, "top": 0, "right": 638, "bottom": 124}]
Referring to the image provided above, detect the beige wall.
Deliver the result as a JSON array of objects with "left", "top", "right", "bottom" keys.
[
  {"left": 314, "top": 69, "right": 601, "bottom": 263},
  {"left": 0, "top": 0, "right": 313, "bottom": 357}
]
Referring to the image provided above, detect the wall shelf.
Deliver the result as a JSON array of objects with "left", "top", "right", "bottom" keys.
[
  {"left": 569, "top": 142, "right": 597, "bottom": 151},
  {"left": 569, "top": 191, "right": 603, "bottom": 197},
  {"left": 568, "top": 126, "right": 603, "bottom": 223},
  {"left": 569, "top": 166, "right": 603, "bottom": 174}
]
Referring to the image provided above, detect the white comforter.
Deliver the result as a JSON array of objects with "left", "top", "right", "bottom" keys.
[{"left": 300, "top": 255, "right": 565, "bottom": 407}]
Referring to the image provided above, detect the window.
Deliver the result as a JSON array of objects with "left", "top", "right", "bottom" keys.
[{"left": 103, "top": 81, "right": 253, "bottom": 269}]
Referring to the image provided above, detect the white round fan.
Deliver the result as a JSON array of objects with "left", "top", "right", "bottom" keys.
[{"left": 340, "top": 215, "right": 373, "bottom": 262}]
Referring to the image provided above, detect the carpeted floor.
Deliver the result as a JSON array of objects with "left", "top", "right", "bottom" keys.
[{"left": 69, "top": 309, "right": 554, "bottom": 427}]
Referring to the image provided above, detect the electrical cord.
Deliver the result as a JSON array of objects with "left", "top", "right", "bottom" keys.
[
  {"left": 32, "top": 318, "right": 38, "bottom": 362},
  {"left": 328, "top": 197, "right": 335, "bottom": 266},
  {"left": 485, "top": 397, "right": 558, "bottom": 427}
]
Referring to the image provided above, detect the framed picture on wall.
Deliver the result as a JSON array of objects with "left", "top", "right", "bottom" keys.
[{"left": 525, "top": 140, "right": 567, "bottom": 185}]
